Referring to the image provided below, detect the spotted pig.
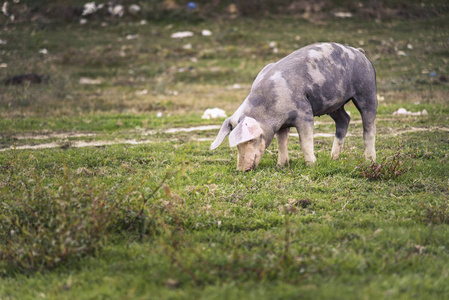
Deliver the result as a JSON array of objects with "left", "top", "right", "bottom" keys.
[{"left": 211, "top": 42, "right": 377, "bottom": 171}]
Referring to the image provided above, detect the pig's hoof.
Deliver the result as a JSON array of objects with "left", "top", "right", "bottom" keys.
[
  {"left": 331, "top": 148, "right": 342, "bottom": 159},
  {"left": 277, "top": 160, "right": 289, "bottom": 167},
  {"left": 365, "top": 150, "right": 376, "bottom": 162},
  {"left": 365, "top": 155, "right": 376, "bottom": 162},
  {"left": 305, "top": 157, "right": 316, "bottom": 166},
  {"left": 331, "top": 142, "right": 343, "bottom": 160}
]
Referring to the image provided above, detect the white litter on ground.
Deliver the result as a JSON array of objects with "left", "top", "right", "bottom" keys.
[
  {"left": 79, "top": 77, "right": 102, "bottom": 85},
  {"left": 393, "top": 108, "right": 428, "bottom": 116},
  {"left": 171, "top": 31, "right": 194, "bottom": 38},
  {"left": 202, "top": 29, "right": 212, "bottom": 36},
  {"left": 135, "top": 89, "right": 148, "bottom": 96},
  {"left": 128, "top": 4, "right": 141, "bottom": 14},
  {"left": 108, "top": 5, "right": 124, "bottom": 17},
  {"left": 2, "top": 1, "right": 8, "bottom": 16},
  {"left": 82, "top": 2, "right": 97, "bottom": 16},
  {"left": 202, "top": 108, "right": 227, "bottom": 120},
  {"left": 182, "top": 43, "right": 192, "bottom": 50},
  {"left": 334, "top": 12, "right": 353, "bottom": 18},
  {"left": 126, "top": 34, "right": 139, "bottom": 40}
]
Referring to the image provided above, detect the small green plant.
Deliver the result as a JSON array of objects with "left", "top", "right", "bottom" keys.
[
  {"left": 419, "top": 199, "right": 449, "bottom": 225},
  {"left": 0, "top": 158, "right": 172, "bottom": 273},
  {"left": 355, "top": 144, "right": 412, "bottom": 180},
  {"left": 0, "top": 166, "right": 113, "bottom": 272}
]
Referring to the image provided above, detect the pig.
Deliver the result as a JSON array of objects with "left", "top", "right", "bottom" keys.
[{"left": 210, "top": 42, "right": 377, "bottom": 171}]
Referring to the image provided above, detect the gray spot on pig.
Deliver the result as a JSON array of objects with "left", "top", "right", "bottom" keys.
[
  {"left": 249, "top": 80, "right": 278, "bottom": 111},
  {"left": 248, "top": 94, "right": 265, "bottom": 108},
  {"left": 285, "top": 110, "right": 299, "bottom": 126},
  {"left": 330, "top": 44, "right": 342, "bottom": 58}
]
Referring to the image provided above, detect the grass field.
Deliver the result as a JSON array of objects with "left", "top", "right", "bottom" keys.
[{"left": 1, "top": 2, "right": 449, "bottom": 299}]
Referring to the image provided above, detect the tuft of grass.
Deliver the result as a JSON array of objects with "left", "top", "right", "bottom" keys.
[
  {"left": 0, "top": 164, "right": 113, "bottom": 272},
  {"left": 419, "top": 199, "right": 449, "bottom": 225},
  {"left": 0, "top": 154, "right": 176, "bottom": 273}
]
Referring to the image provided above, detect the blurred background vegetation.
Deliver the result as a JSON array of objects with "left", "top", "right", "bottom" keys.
[
  {"left": 2, "top": 0, "right": 449, "bottom": 23},
  {"left": 0, "top": 0, "right": 448, "bottom": 122}
]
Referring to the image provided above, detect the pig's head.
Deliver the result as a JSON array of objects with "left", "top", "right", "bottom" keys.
[{"left": 210, "top": 116, "right": 266, "bottom": 171}]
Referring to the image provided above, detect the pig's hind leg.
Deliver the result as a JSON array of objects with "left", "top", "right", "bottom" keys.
[
  {"left": 329, "top": 107, "right": 351, "bottom": 160},
  {"left": 352, "top": 93, "right": 377, "bottom": 162}
]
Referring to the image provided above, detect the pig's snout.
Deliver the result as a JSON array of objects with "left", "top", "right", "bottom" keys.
[
  {"left": 236, "top": 140, "right": 265, "bottom": 171},
  {"left": 237, "top": 154, "right": 257, "bottom": 171},
  {"left": 240, "top": 154, "right": 258, "bottom": 172}
]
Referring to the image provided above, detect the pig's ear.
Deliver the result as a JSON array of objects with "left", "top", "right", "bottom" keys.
[
  {"left": 229, "top": 117, "right": 263, "bottom": 147},
  {"left": 210, "top": 118, "right": 232, "bottom": 150}
]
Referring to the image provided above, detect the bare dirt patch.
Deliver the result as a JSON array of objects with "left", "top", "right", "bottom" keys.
[{"left": 1, "top": 125, "right": 447, "bottom": 152}]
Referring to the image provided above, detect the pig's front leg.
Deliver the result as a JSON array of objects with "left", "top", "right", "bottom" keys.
[
  {"left": 296, "top": 117, "right": 316, "bottom": 165},
  {"left": 276, "top": 127, "right": 290, "bottom": 166}
]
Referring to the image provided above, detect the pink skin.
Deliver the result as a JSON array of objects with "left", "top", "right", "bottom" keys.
[{"left": 236, "top": 138, "right": 266, "bottom": 171}]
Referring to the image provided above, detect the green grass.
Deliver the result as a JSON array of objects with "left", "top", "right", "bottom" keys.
[
  {"left": 1, "top": 130, "right": 449, "bottom": 299},
  {"left": 1, "top": 3, "right": 449, "bottom": 299}
]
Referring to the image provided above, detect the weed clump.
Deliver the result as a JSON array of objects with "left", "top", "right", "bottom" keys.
[{"left": 355, "top": 145, "right": 412, "bottom": 180}]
